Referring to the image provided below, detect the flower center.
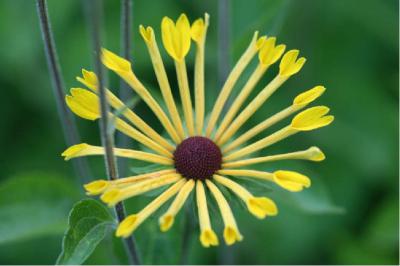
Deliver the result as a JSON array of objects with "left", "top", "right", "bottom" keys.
[{"left": 174, "top": 136, "right": 222, "bottom": 180}]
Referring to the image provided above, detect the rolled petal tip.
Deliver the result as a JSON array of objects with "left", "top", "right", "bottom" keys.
[
  {"left": 159, "top": 214, "right": 174, "bottom": 232},
  {"left": 116, "top": 214, "right": 138, "bottom": 238},
  {"left": 223, "top": 226, "right": 243, "bottom": 245},
  {"left": 200, "top": 229, "right": 219, "bottom": 247},
  {"left": 83, "top": 180, "right": 109, "bottom": 195},
  {"left": 61, "top": 143, "right": 90, "bottom": 160},
  {"left": 293, "top": 86, "right": 326, "bottom": 106},
  {"left": 273, "top": 170, "right": 311, "bottom": 192},
  {"left": 101, "top": 48, "right": 132, "bottom": 73},
  {"left": 291, "top": 106, "right": 334, "bottom": 131},
  {"left": 279, "top": 49, "right": 306, "bottom": 77},
  {"left": 247, "top": 197, "right": 278, "bottom": 219}
]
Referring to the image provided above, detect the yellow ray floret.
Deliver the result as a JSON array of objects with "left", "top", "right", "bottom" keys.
[
  {"left": 205, "top": 31, "right": 266, "bottom": 137},
  {"left": 223, "top": 86, "right": 326, "bottom": 152},
  {"left": 223, "top": 146, "right": 325, "bottom": 168},
  {"left": 62, "top": 143, "right": 173, "bottom": 165},
  {"left": 139, "top": 26, "right": 185, "bottom": 140},
  {"left": 223, "top": 106, "right": 333, "bottom": 161},
  {"left": 213, "top": 175, "right": 277, "bottom": 219},
  {"left": 77, "top": 69, "right": 175, "bottom": 151},
  {"left": 161, "top": 14, "right": 191, "bottom": 61},
  {"left": 218, "top": 169, "right": 311, "bottom": 192},
  {"left": 116, "top": 179, "right": 186, "bottom": 238},
  {"left": 214, "top": 37, "right": 286, "bottom": 140},
  {"left": 101, "top": 48, "right": 181, "bottom": 144},
  {"left": 159, "top": 179, "right": 195, "bottom": 232},
  {"left": 206, "top": 180, "right": 243, "bottom": 245},
  {"left": 101, "top": 173, "right": 182, "bottom": 207},
  {"left": 196, "top": 181, "right": 219, "bottom": 247},
  {"left": 191, "top": 13, "right": 210, "bottom": 135},
  {"left": 83, "top": 169, "right": 176, "bottom": 196},
  {"left": 279, "top": 49, "right": 306, "bottom": 77},
  {"left": 65, "top": 88, "right": 173, "bottom": 157}
]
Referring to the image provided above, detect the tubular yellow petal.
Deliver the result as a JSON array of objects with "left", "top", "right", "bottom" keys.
[
  {"left": 293, "top": 86, "right": 326, "bottom": 106},
  {"left": 279, "top": 49, "right": 306, "bottom": 77},
  {"left": 205, "top": 31, "right": 264, "bottom": 137},
  {"left": 200, "top": 229, "right": 219, "bottom": 247},
  {"left": 222, "top": 146, "right": 326, "bottom": 168},
  {"left": 139, "top": 25, "right": 185, "bottom": 140},
  {"left": 161, "top": 14, "right": 191, "bottom": 61},
  {"left": 258, "top": 37, "right": 286, "bottom": 66},
  {"left": 206, "top": 180, "right": 243, "bottom": 245},
  {"left": 101, "top": 174, "right": 182, "bottom": 206},
  {"left": 61, "top": 143, "right": 173, "bottom": 165},
  {"left": 224, "top": 226, "right": 243, "bottom": 246},
  {"left": 213, "top": 174, "right": 277, "bottom": 219},
  {"left": 273, "top": 170, "right": 311, "bottom": 192},
  {"left": 139, "top": 25, "right": 152, "bottom": 44},
  {"left": 76, "top": 69, "right": 98, "bottom": 91},
  {"left": 102, "top": 48, "right": 181, "bottom": 144},
  {"left": 223, "top": 126, "right": 297, "bottom": 161},
  {"left": 175, "top": 60, "right": 195, "bottom": 136},
  {"left": 114, "top": 169, "right": 176, "bottom": 186},
  {"left": 101, "top": 48, "right": 131, "bottom": 74},
  {"left": 84, "top": 180, "right": 109, "bottom": 195},
  {"left": 192, "top": 13, "right": 209, "bottom": 135},
  {"left": 159, "top": 179, "right": 195, "bottom": 232},
  {"left": 217, "top": 75, "right": 287, "bottom": 146},
  {"left": 247, "top": 197, "right": 278, "bottom": 219},
  {"left": 66, "top": 88, "right": 100, "bottom": 120},
  {"left": 116, "top": 179, "right": 186, "bottom": 237},
  {"left": 214, "top": 64, "right": 267, "bottom": 141},
  {"left": 196, "top": 180, "right": 219, "bottom": 247},
  {"left": 291, "top": 106, "right": 334, "bottom": 131},
  {"left": 218, "top": 169, "right": 274, "bottom": 182}
]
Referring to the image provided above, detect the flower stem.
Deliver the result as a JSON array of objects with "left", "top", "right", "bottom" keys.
[
  {"left": 36, "top": 0, "right": 91, "bottom": 184},
  {"left": 117, "top": 0, "right": 135, "bottom": 177},
  {"left": 86, "top": 0, "right": 141, "bottom": 264}
]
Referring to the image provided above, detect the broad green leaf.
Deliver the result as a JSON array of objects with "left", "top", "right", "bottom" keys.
[
  {"left": 0, "top": 173, "right": 80, "bottom": 245},
  {"left": 56, "top": 199, "right": 115, "bottom": 265}
]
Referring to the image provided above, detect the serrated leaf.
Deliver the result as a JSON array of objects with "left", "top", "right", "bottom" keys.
[
  {"left": 0, "top": 173, "right": 80, "bottom": 245},
  {"left": 56, "top": 199, "right": 115, "bottom": 265}
]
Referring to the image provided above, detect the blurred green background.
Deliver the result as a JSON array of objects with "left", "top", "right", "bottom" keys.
[{"left": 0, "top": 0, "right": 398, "bottom": 264}]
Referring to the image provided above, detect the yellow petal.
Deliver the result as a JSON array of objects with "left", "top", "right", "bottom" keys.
[
  {"left": 200, "top": 229, "right": 219, "bottom": 247},
  {"left": 159, "top": 214, "right": 174, "bottom": 232},
  {"left": 308, "top": 146, "right": 326, "bottom": 161},
  {"left": 76, "top": 69, "right": 98, "bottom": 91},
  {"left": 293, "top": 86, "right": 326, "bottom": 106},
  {"left": 247, "top": 197, "right": 278, "bottom": 219},
  {"left": 101, "top": 48, "right": 131, "bottom": 73},
  {"left": 65, "top": 88, "right": 100, "bottom": 120},
  {"left": 62, "top": 143, "right": 93, "bottom": 160},
  {"left": 291, "top": 106, "right": 334, "bottom": 131},
  {"left": 139, "top": 25, "right": 153, "bottom": 44},
  {"left": 223, "top": 226, "right": 243, "bottom": 246},
  {"left": 84, "top": 180, "right": 109, "bottom": 195},
  {"left": 116, "top": 214, "right": 138, "bottom": 238},
  {"left": 161, "top": 14, "right": 191, "bottom": 61},
  {"left": 100, "top": 188, "right": 121, "bottom": 205},
  {"left": 190, "top": 13, "right": 209, "bottom": 43},
  {"left": 273, "top": 170, "right": 311, "bottom": 192},
  {"left": 279, "top": 49, "right": 306, "bottom": 77},
  {"left": 258, "top": 37, "right": 286, "bottom": 66}
]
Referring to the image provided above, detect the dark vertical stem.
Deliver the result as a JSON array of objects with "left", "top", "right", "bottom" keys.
[
  {"left": 218, "top": 0, "right": 231, "bottom": 89},
  {"left": 36, "top": 0, "right": 91, "bottom": 184},
  {"left": 87, "top": 0, "right": 141, "bottom": 264},
  {"left": 218, "top": 0, "right": 235, "bottom": 264},
  {"left": 117, "top": 0, "right": 134, "bottom": 176}
]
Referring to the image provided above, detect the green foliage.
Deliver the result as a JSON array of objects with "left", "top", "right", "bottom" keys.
[
  {"left": 56, "top": 199, "right": 115, "bottom": 265},
  {"left": 0, "top": 173, "right": 80, "bottom": 245}
]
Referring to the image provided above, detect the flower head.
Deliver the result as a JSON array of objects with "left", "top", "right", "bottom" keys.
[{"left": 63, "top": 13, "right": 333, "bottom": 247}]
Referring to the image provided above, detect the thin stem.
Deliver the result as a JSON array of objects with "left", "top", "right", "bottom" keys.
[
  {"left": 117, "top": 0, "right": 134, "bottom": 176},
  {"left": 87, "top": 0, "right": 141, "bottom": 264},
  {"left": 180, "top": 204, "right": 193, "bottom": 264},
  {"left": 36, "top": 0, "right": 91, "bottom": 184},
  {"left": 218, "top": 0, "right": 235, "bottom": 264}
]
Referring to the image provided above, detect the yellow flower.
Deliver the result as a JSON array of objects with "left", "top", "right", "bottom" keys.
[{"left": 63, "top": 13, "right": 333, "bottom": 248}]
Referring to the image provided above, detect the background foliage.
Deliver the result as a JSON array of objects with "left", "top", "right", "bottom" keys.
[{"left": 0, "top": 0, "right": 398, "bottom": 264}]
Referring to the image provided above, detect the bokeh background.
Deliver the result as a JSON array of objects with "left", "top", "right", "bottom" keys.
[{"left": 0, "top": 0, "right": 398, "bottom": 264}]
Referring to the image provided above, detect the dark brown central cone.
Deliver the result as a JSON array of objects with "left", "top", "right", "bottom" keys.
[{"left": 173, "top": 136, "right": 222, "bottom": 180}]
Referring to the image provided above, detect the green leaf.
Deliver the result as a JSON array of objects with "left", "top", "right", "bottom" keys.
[
  {"left": 56, "top": 199, "right": 115, "bottom": 265},
  {"left": 0, "top": 172, "right": 80, "bottom": 245}
]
